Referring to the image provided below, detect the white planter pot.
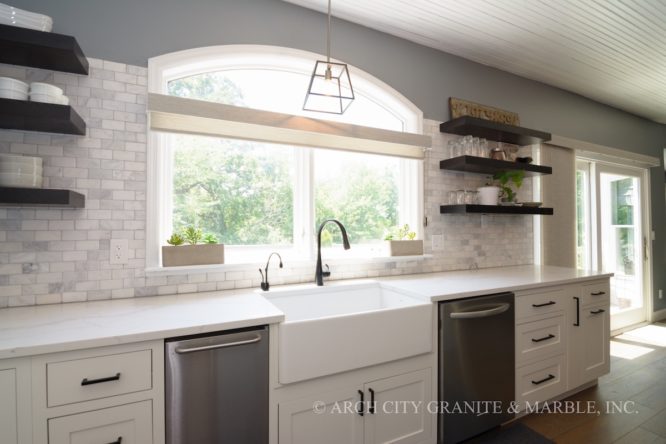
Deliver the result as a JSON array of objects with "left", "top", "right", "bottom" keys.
[
  {"left": 388, "top": 240, "right": 424, "bottom": 256},
  {"left": 478, "top": 186, "right": 500, "bottom": 206},
  {"left": 162, "top": 244, "right": 225, "bottom": 267}
]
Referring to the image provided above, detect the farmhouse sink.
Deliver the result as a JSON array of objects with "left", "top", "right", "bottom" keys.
[{"left": 264, "top": 282, "right": 432, "bottom": 384}]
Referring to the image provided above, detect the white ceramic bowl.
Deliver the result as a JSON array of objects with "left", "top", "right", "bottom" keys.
[
  {"left": 0, "top": 77, "right": 28, "bottom": 93},
  {"left": 30, "top": 82, "right": 63, "bottom": 96},
  {"left": 0, "top": 88, "right": 28, "bottom": 100},
  {"left": 55, "top": 95, "right": 69, "bottom": 106},
  {"left": 0, "top": 3, "right": 53, "bottom": 32},
  {"left": 0, "top": 164, "right": 42, "bottom": 175},
  {"left": 0, "top": 172, "right": 43, "bottom": 188},
  {"left": 29, "top": 92, "right": 59, "bottom": 104}
]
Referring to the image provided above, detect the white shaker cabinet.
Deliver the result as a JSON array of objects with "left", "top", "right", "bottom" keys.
[
  {"left": 0, "top": 359, "right": 32, "bottom": 444},
  {"left": 568, "top": 299, "right": 610, "bottom": 389}
]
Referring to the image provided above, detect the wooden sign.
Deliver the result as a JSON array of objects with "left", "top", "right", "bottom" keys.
[{"left": 449, "top": 98, "right": 520, "bottom": 125}]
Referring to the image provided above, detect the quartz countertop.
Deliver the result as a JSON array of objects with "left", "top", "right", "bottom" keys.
[{"left": 0, "top": 265, "right": 611, "bottom": 359}]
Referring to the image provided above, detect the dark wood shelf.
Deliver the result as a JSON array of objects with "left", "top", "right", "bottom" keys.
[
  {"left": 0, "top": 98, "right": 86, "bottom": 135},
  {"left": 440, "top": 155, "right": 552, "bottom": 176},
  {"left": 0, "top": 23, "right": 88, "bottom": 74},
  {"left": 440, "top": 204, "right": 553, "bottom": 215},
  {"left": 440, "top": 116, "right": 551, "bottom": 146},
  {"left": 0, "top": 187, "right": 85, "bottom": 208}
]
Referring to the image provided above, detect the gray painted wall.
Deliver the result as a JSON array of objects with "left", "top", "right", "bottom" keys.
[{"left": 10, "top": 0, "right": 666, "bottom": 311}]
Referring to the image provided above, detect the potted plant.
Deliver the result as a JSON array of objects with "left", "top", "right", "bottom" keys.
[
  {"left": 493, "top": 170, "right": 525, "bottom": 204},
  {"left": 385, "top": 224, "right": 424, "bottom": 256},
  {"left": 162, "top": 226, "right": 225, "bottom": 267}
]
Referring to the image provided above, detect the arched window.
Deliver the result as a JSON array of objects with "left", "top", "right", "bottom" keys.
[{"left": 147, "top": 45, "right": 424, "bottom": 268}]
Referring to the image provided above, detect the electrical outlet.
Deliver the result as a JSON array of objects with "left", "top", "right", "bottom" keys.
[
  {"left": 431, "top": 234, "right": 443, "bottom": 251},
  {"left": 110, "top": 239, "right": 129, "bottom": 265},
  {"left": 659, "top": 289, "right": 663, "bottom": 300}
]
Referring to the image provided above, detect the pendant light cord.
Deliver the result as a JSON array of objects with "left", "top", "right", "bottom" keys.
[{"left": 326, "top": 0, "right": 331, "bottom": 64}]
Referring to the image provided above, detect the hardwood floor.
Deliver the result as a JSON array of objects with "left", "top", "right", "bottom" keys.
[{"left": 519, "top": 322, "right": 666, "bottom": 443}]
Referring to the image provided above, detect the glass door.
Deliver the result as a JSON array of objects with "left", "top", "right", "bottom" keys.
[{"left": 596, "top": 164, "right": 648, "bottom": 330}]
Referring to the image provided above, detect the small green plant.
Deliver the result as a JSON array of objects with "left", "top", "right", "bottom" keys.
[
  {"left": 166, "top": 233, "right": 184, "bottom": 246},
  {"left": 182, "top": 226, "right": 203, "bottom": 245},
  {"left": 203, "top": 233, "right": 218, "bottom": 244},
  {"left": 384, "top": 224, "right": 417, "bottom": 241},
  {"left": 493, "top": 170, "right": 525, "bottom": 203}
]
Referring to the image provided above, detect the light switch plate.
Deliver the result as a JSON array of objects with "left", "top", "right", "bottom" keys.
[
  {"left": 110, "top": 239, "right": 129, "bottom": 265},
  {"left": 431, "top": 234, "right": 443, "bottom": 251}
]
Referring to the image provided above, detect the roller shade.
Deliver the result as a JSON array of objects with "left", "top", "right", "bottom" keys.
[{"left": 148, "top": 93, "right": 429, "bottom": 160}]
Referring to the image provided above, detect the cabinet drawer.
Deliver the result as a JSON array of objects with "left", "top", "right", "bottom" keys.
[
  {"left": 516, "top": 315, "right": 565, "bottom": 365},
  {"left": 516, "top": 354, "right": 566, "bottom": 407},
  {"left": 47, "top": 350, "right": 152, "bottom": 407},
  {"left": 516, "top": 289, "right": 565, "bottom": 320},
  {"left": 581, "top": 280, "right": 610, "bottom": 306},
  {"left": 48, "top": 400, "right": 152, "bottom": 444}
]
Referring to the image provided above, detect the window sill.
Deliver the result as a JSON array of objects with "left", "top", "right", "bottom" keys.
[{"left": 145, "top": 254, "right": 433, "bottom": 277}]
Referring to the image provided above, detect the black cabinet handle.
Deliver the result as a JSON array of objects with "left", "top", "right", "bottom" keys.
[
  {"left": 532, "top": 374, "right": 555, "bottom": 385},
  {"left": 590, "top": 291, "right": 606, "bottom": 296},
  {"left": 590, "top": 309, "right": 605, "bottom": 314},
  {"left": 573, "top": 297, "right": 580, "bottom": 326},
  {"left": 531, "top": 334, "right": 555, "bottom": 343},
  {"left": 107, "top": 438, "right": 122, "bottom": 444},
  {"left": 357, "top": 390, "right": 364, "bottom": 416},
  {"left": 532, "top": 301, "right": 556, "bottom": 308},
  {"left": 81, "top": 372, "right": 121, "bottom": 386},
  {"left": 368, "top": 388, "right": 375, "bottom": 414}
]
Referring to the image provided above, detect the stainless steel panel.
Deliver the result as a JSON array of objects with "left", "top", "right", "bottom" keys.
[
  {"left": 165, "top": 326, "right": 268, "bottom": 444},
  {"left": 439, "top": 293, "right": 515, "bottom": 443}
]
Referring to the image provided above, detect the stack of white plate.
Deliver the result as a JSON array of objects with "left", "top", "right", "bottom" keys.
[
  {"left": 29, "top": 82, "right": 69, "bottom": 105},
  {"left": 0, "top": 154, "right": 43, "bottom": 188},
  {"left": 0, "top": 3, "right": 53, "bottom": 32},
  {"left": 0, "top": 76, "right": 28, "bottom": 100}
]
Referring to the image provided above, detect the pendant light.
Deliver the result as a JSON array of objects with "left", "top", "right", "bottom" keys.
[{"left": 303, "top": 0, "right": 354, "bottom": 114}]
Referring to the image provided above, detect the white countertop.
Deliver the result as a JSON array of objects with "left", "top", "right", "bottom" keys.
[
  {"left": 381, "top": 265, "right": 612, "bottom": 301},
  {"left": 0, "top": 265, "right": 611, "bottom": 359},
  {"left": 0, "top": 290, "right": 283, "bottom": 359}
]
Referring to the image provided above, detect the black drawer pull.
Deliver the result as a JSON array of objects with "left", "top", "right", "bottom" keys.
[
  {"left": 573, "top": 297, "right": 580, "bottom": 326},
  {"left": 532, "top": 301, "right": 556, "bottom": 308},
  {"left": 590, "top": 291, "right": 606, "bottom": 296},
  {"left": 357, "top": 390, "right": 364, "bottom": 416},
  {"left": 532, "top": 374, "right": 555, "bottom": 385},
  {"left": 107, "top": 438, "right": 122, "bottom": 444},
  {"left": 531, "top": 334, "right": 555, "bottom": 343},
  {"left": 590, "top": 309, "right": 605, "bottom": 314},
  {"left": 369, "top": 388, "right": 375, "bottom": 414},
  {"left": 81, "top": 372, "right": 121, "bottom": 386}
]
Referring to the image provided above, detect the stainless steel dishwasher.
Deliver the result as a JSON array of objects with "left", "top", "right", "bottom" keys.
[
  {"left": 165, "top": 326, "right": 268, "bottom": 444},
  {"left": 439, "top": 292, "right": 515, "bottom": 443}
]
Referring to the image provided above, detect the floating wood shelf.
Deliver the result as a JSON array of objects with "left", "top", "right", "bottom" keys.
[
  {"left": 439, "top": 156, "right": 552, "bottom": 176},
  {"left": 440, "top": 204, "right": 553, "bottom": 215},
  {"left": 0, "top": 187, "right": 85, "bottom": 208},
  {"left": 440, "top": 116, "right": 551, "bottom": 146},
  {"left": 0, "top": 98, "right": 86, "bottom": 135},
  {"left": 0, "top": 23, "right": 88, "bottom": 74}
]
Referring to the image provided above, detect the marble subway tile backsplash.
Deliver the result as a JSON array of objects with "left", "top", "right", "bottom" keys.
[{"left": 0, "top": 59, "right": 533, "bottom": 307}]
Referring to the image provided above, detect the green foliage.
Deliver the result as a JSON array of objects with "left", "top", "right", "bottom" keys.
[
  {"left": 203, "top": 233, "right": 219, "bottom": 244},
  {"left": 166, "top": 233, "right": 184, "bottom": 246},
  {"left": 168, "top": 72, "right": 245, "bottom": 106},
  {"left": 493, "top": 170, "right": 525, "bottom": 202},
  {"left": 182, "top": 226, "right": 203, "bottom": 245},
  {"left": 384, "top": 224, "right": 416, "bottom": 241}
]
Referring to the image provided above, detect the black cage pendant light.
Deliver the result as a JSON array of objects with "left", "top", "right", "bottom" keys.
[{"left": 303, "top": 0, "right": 354, "bottom": 114}]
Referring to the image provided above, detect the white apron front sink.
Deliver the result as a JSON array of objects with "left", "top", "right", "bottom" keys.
[{"left": 264, "top": 282, "right": 432, "bottom": 384}]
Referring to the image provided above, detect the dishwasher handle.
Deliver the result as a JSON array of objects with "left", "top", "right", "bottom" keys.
[
  {"left": 449, "top": 303, "right": 510, "bottom": 319},
  {"left": 174, "top": 333, "right": 262, "bottom": 354}
]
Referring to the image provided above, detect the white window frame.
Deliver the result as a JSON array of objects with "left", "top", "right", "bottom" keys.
[{"left": 146, "top": 45, "right": 424, "bottom": 271}]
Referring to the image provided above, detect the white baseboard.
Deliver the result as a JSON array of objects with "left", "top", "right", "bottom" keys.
[{"left": 650, "top": 308, "right": 666, "bottom": 323}]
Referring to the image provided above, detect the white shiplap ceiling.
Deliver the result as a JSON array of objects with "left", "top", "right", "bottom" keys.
[{"left": 285, "top": 0, "right": 666, "bottom": 123}]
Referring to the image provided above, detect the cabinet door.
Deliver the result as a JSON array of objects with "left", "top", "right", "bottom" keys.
[
  {"left": 569, "top": 301, "right": 610, "bottom": 389},
  {"left": 0, "top": 368, "right": 18, "bottom": 444},
  {"left": 364, "top": 369, "right": 432, "bottom": 444},
  {"left": 279, "top": 387, "right": 364, "bottom": 444},
  {"left": 48, "top": 400, "right": 152, "bottom": 444}
]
